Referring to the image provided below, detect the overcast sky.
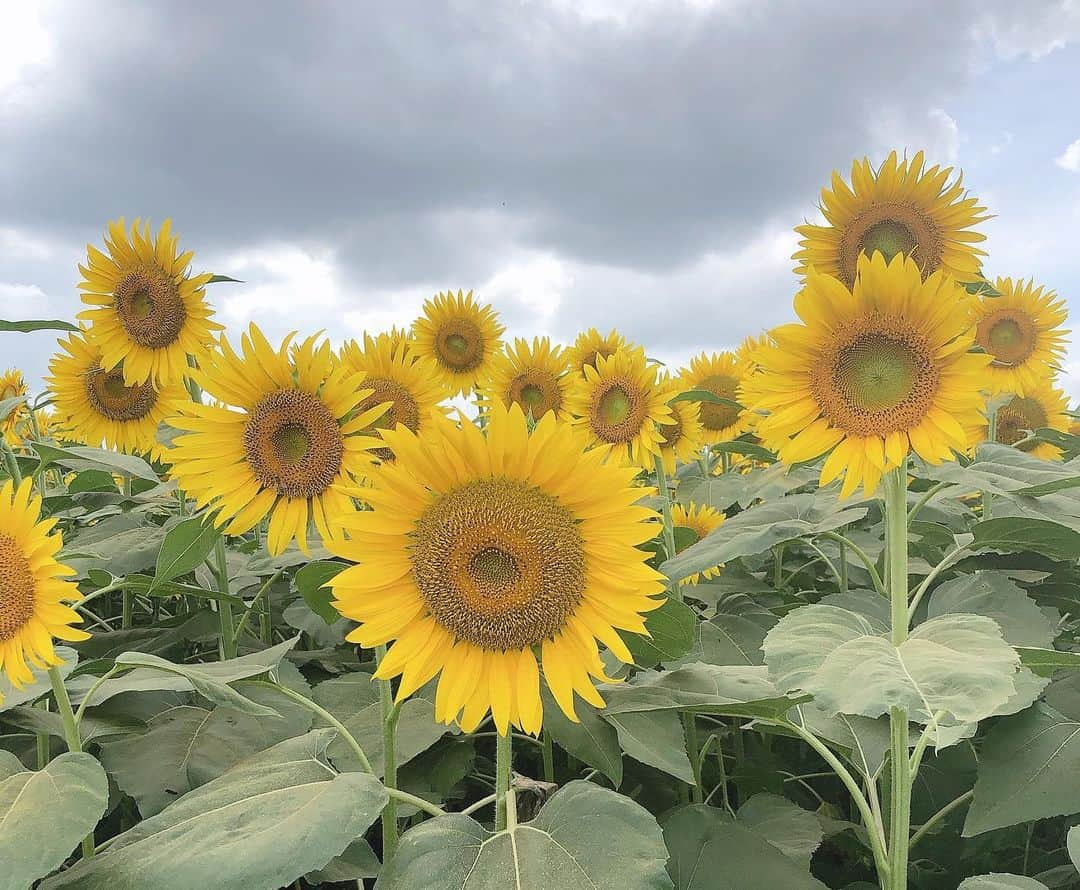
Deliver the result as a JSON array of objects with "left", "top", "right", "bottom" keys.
[{"left": 2, "top": 0, "right": 1079, "bottom": 402}]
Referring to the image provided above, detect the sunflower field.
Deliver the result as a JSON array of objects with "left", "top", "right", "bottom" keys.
[{"left": 2, "top": 151, "right": 1080, "bottom": 890}]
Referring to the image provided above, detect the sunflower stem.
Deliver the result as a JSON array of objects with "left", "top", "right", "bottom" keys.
[
  {"left": 984, "top": 404, "right": 998, "bottom": 520},
  {"left": 1, "top": 438, "right": 22, "bottom": 486},
  {"left": 838, "top": 537, "right": 849, "bottom": 594},
  {"left": 884, "top": 467, "right": 911, "bottom": 890},
  {"left": 495, "top": 729, "right": 513, "bottom": 831},
  {"left": 652, "top": 453, "right": 682, "bottom": 602},
  {"left": 121, "top": 589, "right": 134, "bottom": 629},
  {"left": 212, "top": 536, "right": 237, "bottom": 660},
  {"left": 376, "top": 644, "right": 400, "bottom": 859},
  {"left": 541, "top": 730, "right": 555, "bottom": 783},
  {"left": 48, "top": 665, "right": 96, "bottom": 860}
]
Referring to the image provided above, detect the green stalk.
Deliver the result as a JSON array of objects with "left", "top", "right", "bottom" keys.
[
  {"left": 213, "top": 537, "right": 237, "bottom": 660},
  {"left": 541, "top": 730, "right": 555, "bottom": 783},
  {"left": 684, "top": 712, "right": 703, "bottom": 803},
  {"left": 495, "top": 729, "right": 513, "bottom": 831},
  {"left": 35, "top": 699, "right": 50, "bottom": 769},
  {"left": 48, "top": 667, "right": 95, "bottom": 860},
  {"left": 121, "top": 590, "right": 134, "bottom": 629},
  {"left": 653, "top": 454, "right": 682, "bottom": 603},
  {"left": 884, "top": 467, "right": 911, "bottom": 890},
  {"left": 376, "top": 644, "right": 400, "bottom": 858},
  {"left": 984, "top": 405, "right": 998, "bottom": 520}
]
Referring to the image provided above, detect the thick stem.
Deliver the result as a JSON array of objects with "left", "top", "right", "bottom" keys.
[
  {"left": 48, "top": 667, "right": 95, "bottom": 860},
  {"left": 495, "top": 730, "right": 513, "bottom": 831},
  {"left": 653, "top": 453, "right": 683, "bottom": 603},
  {"left": 121, "top": 589, "right": 134, "bottom": 629},
  {"left": 376, "top": 644, "right": 400, "bottom": 859},
  {"left": 213, "top": 537, "right": 237, "bottom": 660},
  {"left": 838, "top": 537, "right": 849, "bottom": 594},
  {"left": 773, "top": 543, "right": 785, "bottom": 588},
  {"left": 541, "top": 730, "right": 555, "bottom": 783}
]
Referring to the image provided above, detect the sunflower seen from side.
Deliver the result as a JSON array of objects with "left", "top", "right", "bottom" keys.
[
  {"left": 77, "top": 219, "right": 222, "bottom": 387},
  {"left": 972, "top": 277, "right": 1069, "bottom": 396},
  {"left": 47, "top": 329, "right": 189, "bottom": 460},
  {"left": 166, "top": 325, "right": 387, "bottom": 555},
  {"left": 980, "top": 381, "right": 1072, "bottom": 461},
  {"left": 565, "top": 347, "right": 675, "bottom": 469},
  {"left": 479, "top": 337, "right": 572, "bottom": 421},
  {"left": 794, "top": 151, "right": 989, "bottom": 289},
  {"left": 0, "top": 479, "right": 89, "bottom": 699},
  {"left": 411, "top": 290, "right": 505, "bottom": 397},
  {"left": 328, "top": 403, "right": 666, "bottom": 734},
  {"left": 678, "top": 351, "right": 753, "bottom": 445},
  {"left": 671, "top": 502, "right": 726, "bottom": 584},
  {"left": 1, "top": 369, "right": 29, "bottom": 446},
  {"left": 565, "top": 328, "right": 633, "bottom": 377},
  {"left": 747, "top": 252, "right": 990, "bottom": 498}
]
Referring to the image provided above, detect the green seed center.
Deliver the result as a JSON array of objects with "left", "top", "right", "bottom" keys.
[
  {"left": 274, "top": 423, "right": 310, "bottom": 465},
  {"left": 861, "top": 220, "right": 916, "bottom": 263}
]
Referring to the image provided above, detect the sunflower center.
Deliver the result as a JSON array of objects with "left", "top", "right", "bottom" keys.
[
  {"left": 435, "top": 320, "right": 484, "bottom": 372},
  {"left": 356, "top": 376, "right": 419, "bottom": 462},
  {"left": 508, "top": 371, "right": 561, "bottom": 418},
  {"left": 113, "top": 267, "right": 187, "bottom": 349},
  {"left": 589, "top": 378, "right": 647, "bottom": 445},
  {"left": 0, "top": 535, "right": 36, "bottom": 642},
  {"left": 696, "top": 375, "right": 741, "bottom": 431},
  {"left": 978, "top": 310, "right": 1036, "bottom": 366},
  {"left": 243, "top": 389, "right": 344, "bottom": 499},
  {"left": 411, "top": 478, "right": 586, "bottom": 651},
  {"left": 84, "top": 365, "right": 158, "bottom": 421},
  {"left": 812, "top": 315, "right": 939, "bottom": 437},
  {"left": 839, "top": 202, "right": 940, "bottom": 287},
  {"left": 659, "top": 412, "right": 684, "bottom": 448},
  {"left": 996, "top": 396, "right": 1047, "bottom": 448}
]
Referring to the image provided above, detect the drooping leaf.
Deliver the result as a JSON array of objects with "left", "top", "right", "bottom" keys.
[
  {"left": 736, "top": 793, "right": 823, "bottom": 868},
  {"left": 606, "top": 709, "right": 693, "bottom": 783},
  {"left": 293, "top": 560, "right": 345, "bottom": 624},
  {"left": 151, "top": 517, "right": 221, "bottom": 590},
  {"left": 0, "top": 318, "right": 79, "bottom": 333},
  {"left": 621, "top": 598, "right": 697, "bottom": 668},
  {"left": 668, "top": 614, "right": 769, "bottom": 668},
  {"left": 541, "top": 688, "right": 622, "bottom": 787},
  {"left": 33, "top": 441, "right": 160, "bottom": 482}
]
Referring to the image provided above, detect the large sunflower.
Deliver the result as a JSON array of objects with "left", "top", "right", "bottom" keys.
[
  {"left": 166, "top": 325, "right": 387, "bottom": 555},
  {"left": 565, "top": 328, "right": 633, "bottom": 376},
  {"left": 678, "top": 351, "right": 754, "bottom": 445},
  {"left": 671, "top": 502, "right": 726, "bottom": 584},
  {"left": 794, "top": 151, "right": 989, "bottom": 288},
  {"left": 1, "top": 369, "right": 29, "bottom": 446},
  {"left": 328, "top": 403, "right": 666, "bottom": 734},
  {"left": 338, "top": 332, "right": 447, "bottom": 460},
  {"left": 565, "top": 348, "right": 675, "bottom": 469},
  {"left": 479, "top": 337, "right": 572, "bottom": 421},
  {"left": 77, "top": 218, "right": 222, "bottom": 386},
  {"left": 0, "top": 479, "right": 89, "bottom": 699},
  {"left": 979, "top": 381, "right": 1072, "bottom": 462},
  {"left": 410, "top": 290, "right": 505, "bottom": 397},
  {"left": 657, "top": 374, "right": 706, "bottom": 474},
  {"left": 746, "top": 252, "right": 989, "bottom": 498},
  {"left": 46, "top": 329, "right": 188, "bottom": 460},
  {"left": 972, "top": 277, "right": 1070, "bottom": 396}
]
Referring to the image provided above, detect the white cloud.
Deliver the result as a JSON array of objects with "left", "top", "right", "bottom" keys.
[
  {"left": 1055, "top": 138, "right": 1080, "bottom": 172},
  {"left": 0, "top": 3, "right": 52, "bottom": 93}
]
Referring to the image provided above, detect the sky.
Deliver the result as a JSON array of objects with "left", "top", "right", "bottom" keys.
[{"left": 2, "top": 0, "right": 1079, "bottom": 403}]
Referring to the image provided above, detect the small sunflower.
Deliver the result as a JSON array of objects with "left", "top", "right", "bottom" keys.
[
  {"left": 734, "top": 332, "right": 773, "bottom": 373},
  {"left": 338, "top": 332, "right": 447, "bottom": 460},
  {"left": 671, "top": 502, "right": 726, "bottom": 584},
  {"left": 657, "top": 375, "right": 706, "bottom": 475},
  {"left": 566, "top": 348, "right": 675, "bottom": 469},
  {"left": 794, "top": 151, "right": 989, "bottom": 288},
  {"left": 980, "top": 381, "right": 1072, "bottom": 461},
  {"left": 46, "top": 329, "right": 188, "bottom": 460},
  {"left": 328, "top": 403, "right": 666, "bottom": 734},
  {"left": 0, "top": 479, "right": 89, "bottom": 699},
  {"left": 972, "top": 278, "right": 1070, "bottom": 396},
  {"left": 1, "top": 369, "right": 29, "bottom": 446},
  {"left": 166, "top": 325, "right": 387, "bottom": 555},
  {"left": 678, "top": 351, "right": 754, "bottom": 445},
  {"left": 746, "top": 252, "right": 990, "bottom": 498},
  {"left": 410, "top": 290, "right": 505, "bottom": 397},
  {"left": 565, "top": 328, "right": 633, "bottom": 376},
  {"left": 479, "top": 337, "right": 572, "bottom": 421},
  {"left": 77, "top": 218, "right": 222, "bottom": 386}
]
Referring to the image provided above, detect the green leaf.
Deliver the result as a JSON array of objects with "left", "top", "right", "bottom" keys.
[
  {"left": 671, "top": 389, "right": 743, "bottom": 409},
  {"left": 664, "top": 804, "right": 828, "bottom": 889},
  {"left": 294, "top": 560, "right": 345, "bottom": 625},
  {"left": 736, "top": 793, "right": 823, "bottom": 868},
  {"left": 151, "top": 517, "right": 221, "bottom": 590},
  {"left": 0, "top": 753, "right": 109, "bottom": 890},
  {"left": 668, "top": 614, "right": 769, "bottom": 668},
  {"left": 606, "top": 710, "right": 694, "bottom": 782},
  {"left": 0, "top": 394, "right": 26, "bottom": 423},
  {"left": 306, "top": 838, "right": 380, "bottom": 884},
  {"left": 663, "top": 493, "right": 867, "bottom": 580},
  {"left": 1017, "top": 647, "right": 1080, "bottom": 676},
  {"left": 972, "top": 517, "right": 1080, "bottom": 560},
  {"left": 622, "top": 598, "right": 697, "bottom": 668},
  {"left": 376, "top": 780, "right": 673, "bottom": 889},
  {"left": 42, "top": 733, "right": 388, "bottom": 890},
  {"left": 206, "top": 274, "right": 243, "bottom": 283},
  {"left": 541, "top": 688, "right": 622, "bottom": 787},
  {"left": 926, "top": 572, "right": 1056, "bottom": 648},
  {"left": 763, "top": 605, "right": 1020, "bottom": 724},
  {"left": 0, "top": 318, "right": 79, "bottom": 333},
  {"left": 962, "top": 280, "right": 1001, "bottom": 296},
  {"left": 709, "top": 440, "right": 777, "bottom": 462},
  {"left": 33, "top": 441, "right": 159, "bottom": 482},
  {"left": 0, "top": 647, "right": 77, "bottom": 713},
  {"left": 1, "top": 705, "right": 144, "bottom": 746},
  {"left": 963, "top": 703, "right": 1080, "bottom": 835},
  {"left": 1015, "top": 476, "right": 1080, "bottom": 497},
  {"left": 957, "top": 875, "right": 1050, "bottom": 889},
  {"left": 790, "top": 703, "right": 897, "bottom": 779},
  {"left": 1068, "top": 825, "right": 1080, "bottom": 873}
]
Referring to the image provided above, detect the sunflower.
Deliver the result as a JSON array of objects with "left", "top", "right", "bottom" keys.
[
  {"left": 734, "top": 332, "right": 773, "bottom": 373},
  {"left": 1, "top": 369, "right": 29, "bottom": 446},
  {"left": 565, "top": 328, "right": 633, "bottom": 376},
  {"left": 565, "top": 348, "right": 675, "bottom": 469},
  {"left": 479, "top": 337, "right": 572, "bottom": 421},
  {"left": 657, "top": 374, "right": 706, "bottom": 474},
  {"left": 338, "top": 332, "right": 447, "bottom": 460},
  {"left": 979, "top": 381, "right": 1072, "bottom": 461},
  {"left": 794, "top": 151, "right": 989, "bottom": 289},
  {"left": 328, "top": 403, "right": 666, "bottom": 734},
  {"left": 46, "top": 329, "right": 188, "bottom": 460},
  {"left": 410, "top": 290, "right": 504, "bottom": 397},
  {"left": 671, "top": 502, "right": 726, "bottom": 583},
  {"left": 166, "top": 325, "right": 387, "bottom": 555},
  {"left": 77, "top": 218, "right": 222, "bottom": 386},
  {"left": 678, "top": 351, "right": 754, "bottom": 445},
  {"left": 746, "top": 252, "right": 990, "bottom": 498},
  {"left": 972, "top": 278, "right": 1069, "bottom": 396},
  {"left": 0, "top": 479, "right": 89, "bottom": 699}
]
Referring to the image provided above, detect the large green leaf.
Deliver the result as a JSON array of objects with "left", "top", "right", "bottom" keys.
[
  {"left": 622, "top": 598, "right": 697, "bottom": 668},
  {"left": 151, "top": 517, "right": 221, "bottom": 590},
  {"left": 926, "top": 573, "right": 1057, "bottom": 648},
  {"left": 1068, "top": 825, "right": 1080, "bottom": 873},
  {"left": 541, "top": 689, "right": 622, "bottom": 787},
  {"left": 1017, "top": 647, "right": 1080, "bottom": 677},
  {"left": 42, "top": 733, "right": 388, "bottom": 890},
  {"left": 971, "top": 517, "right": 1080, "bottom": 560},
  {"left": 376, "top": 780, "right": 672, "bottom": 889},
  {"left": 668, "top": 614, "right": 769, "bottom": 668},
  {"left": 963, "top": 702, "right": 1080, "bottom": 836},
  {"left": 0, "top": 318, "right": 79, "bottom": 333},
  {"left": 606, "top": 709, "right": 694, "bottom": 783},
  {"left": 957, "top": 876, "right": 1050, "bottom": 889},
  {"left": 293, "top": 560, "right": 345, "bottom": 624},
  {"left": 789, "top": 703, "right": 898, "bottom": 779},
  {"left": 764, "top": 605, "right": 1020, "bottom": 723},
  {"left": 0, "top": 647, "right": 77, "bottom": 713},
  {"left": 676, "top": 464, "right": 819, "bottom": 513},
  {"left": 33, "top": 442, "right": 159, "bottom": 482},
  {"left": 0, "top": 753, "right": 109, "bottom": 890},
  {"left": 663, "top": 805, "right": 828, "bottom": 889},
  {"left": 735, "top": 794, "right": 823, "bottom": 868},
  {"left": 662, "top": 493, "right": 867, "bottom": 580}
]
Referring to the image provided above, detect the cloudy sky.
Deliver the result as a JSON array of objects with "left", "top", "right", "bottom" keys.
[{"left": 2, "top": 0, "right": 1079, "bottom": 402}]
